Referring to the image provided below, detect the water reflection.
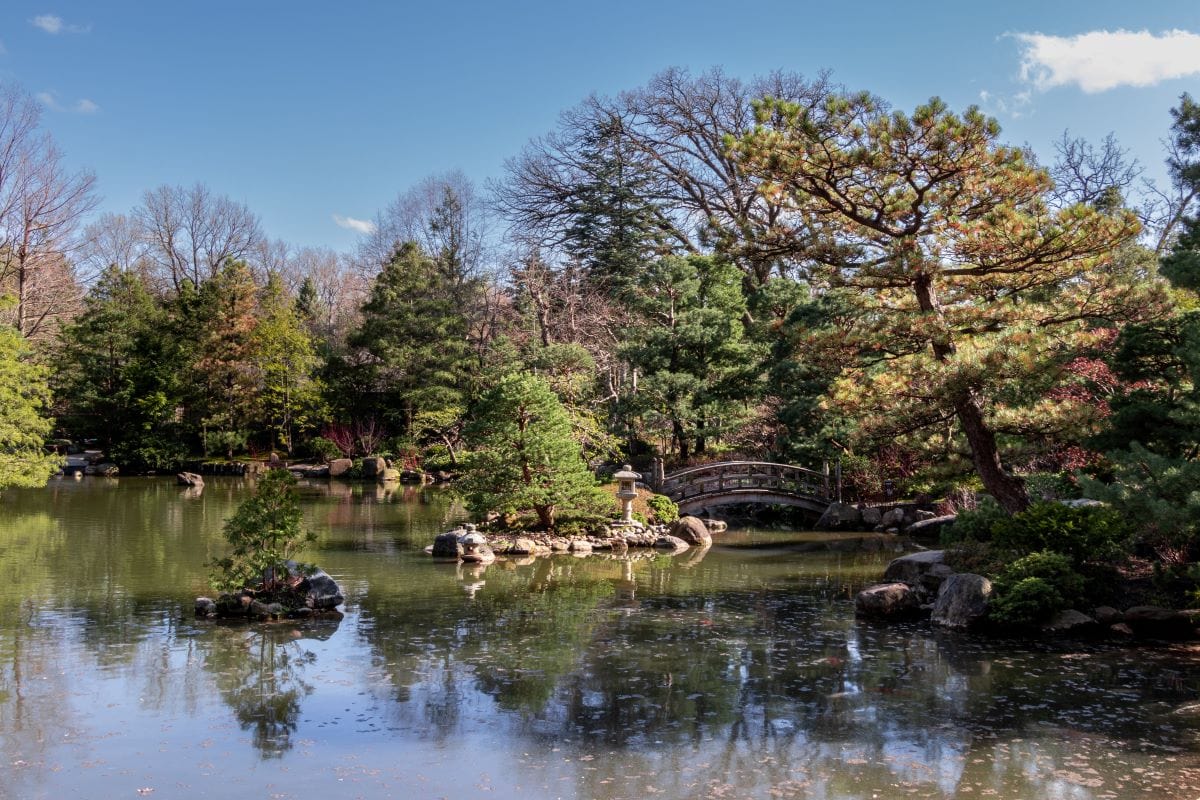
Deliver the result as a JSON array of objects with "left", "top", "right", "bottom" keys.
[
  {"left": 2, "top": 477, "right": 1200, "bottom": 798},
  {"left": 197, "top": 620, "right": 338, "bottom": 756}
]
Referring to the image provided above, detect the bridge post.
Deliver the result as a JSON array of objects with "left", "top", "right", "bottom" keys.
[{"left": 651, "top": 457, "right": 665, "bottom": 491}]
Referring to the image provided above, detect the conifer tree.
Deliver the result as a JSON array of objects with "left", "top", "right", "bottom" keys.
[
  {"left": 347, "top": 242, "right": 474, "bottom": 442},
  {"left": 0, "top": 296, "right": 59, "bottom": 489},
  {"left": 733, "top": 94, "right": 1159, "bottom": 511},
  {"left": 251, "top": 274, "right": 324, "bottom": 454},
  {"left": 460, "top": 373, "right": 609, "bottom": 529},
  {"left": 620, "top": 254, "right": 753, "bottom": 459},
  {"left": 54, "top": 266, "right": 186, "bottom": 470}
]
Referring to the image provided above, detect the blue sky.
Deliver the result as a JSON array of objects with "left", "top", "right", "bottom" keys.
[{"left": 3, "top": 1, "right": 1200, "bottom": 252}]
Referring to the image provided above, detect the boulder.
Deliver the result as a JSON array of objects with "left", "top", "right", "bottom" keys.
[
  {"left": 906, "top": 515, "right": 957, "bottom": 538},
  {"left": 917, "top": 564, "right": 956, "bottom": 603},
  {"left": 301, "top": 567, "right": 344, "bottom": 610},
  {"left": 653, "top": 534, "right": 690, "bottom": 553},
  {"left": 432, "top": 529, "right": 465, "bottom": 559},
  {"left": 702, "top": 518, "right": 728, "bottom": 534},
  {"left": 882, "top": 550, "right": 947, "bottom": 585},
  {"left": 250, "top": 600, "right": 286, "bottom": 620},
  {"left": 1122, "top": 606, "right": 1197, "bottom": 639},
  {"left": 399, "top": 469, "right": 424, "bottom": 483},
  {"left": 879, "top": 507, "right": 906, "bottom": 529},
  {"left": 568, "top": 539, "right": 593, "bottom": 555},
  {"left": 87, "top": 462, "right": 120, "bottom": 477},
  {"left": 508, "top": 538, "right": 539, "bottom": 556},
  {"left": 380, "top": 467, "right": 401, "bottom": 483},
  {"left": 931, "top": 573, "right": 992, "bottom": 630},
  {"left": 194, "top": 597, "right": 217, "bottom": 617},
  {"left": 1042, "top": 609, "right": 1098, "bottom": 636},
  {"left": 328, "top": 458, "right": 353, "bottom": 477},
  {"left": 1093, "top": 605, "right": 1121, "bottom": 625},
  {"left": 915, "top": 509, "right": 937, "bottom": 522},
  {"left": 816, "top": 501, "right": 863, "bottom": 530},
  {"left": 669, "top": 516, "right": 712, "bottom": 547},
  {"left": 361, "top": 456, "right": 386, "bottom": 478},
  {"left": 306, "top": 464, "right": 330, "bottom": 478},
  {"left": 215, "top": 592, "right": 252, "bottom": 617},
  {"left": 177, "top": 472, "right": 204, "bottom": 488},
  {"left": 861, "top": 507, "right": 883, "bottom": 526},
  {"left": 855, "top": 582, "right": 922, "bottom": 619}
]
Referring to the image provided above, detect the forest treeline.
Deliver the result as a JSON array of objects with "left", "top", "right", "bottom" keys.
[{"left": 2, "top": 68, "right": 1200, "bottom": 550}]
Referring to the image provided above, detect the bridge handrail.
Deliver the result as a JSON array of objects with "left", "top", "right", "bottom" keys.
[
  {"left": 661, "top": 460, "right": 824, "bottom": 480},
  {"left": 659, "top": 460, "right": 831, "bottom": 501}
]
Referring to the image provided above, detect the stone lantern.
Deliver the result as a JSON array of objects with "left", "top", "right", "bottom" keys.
[{"left": 613, "top": 464, "right": 641, "bottom": 524}]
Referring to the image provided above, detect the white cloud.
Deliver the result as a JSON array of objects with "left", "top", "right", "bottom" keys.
[
  {"left": 30, "top": 14, "right": 90, "bottom": 35},
  {"left": 31, "top": 14, "right": 64, "bottom": 34},
  {"left": 978, "top": 88, "right": 1033, "bottom": 119},
  {"left": 36, "top": 91, "right": 100, "bottom": 114},
  {"left": 1015, "top": 29, "right": 1200, "bottom": 93},
  {"left": 333, "top": 214, "right": 375, "bottom": 234}
]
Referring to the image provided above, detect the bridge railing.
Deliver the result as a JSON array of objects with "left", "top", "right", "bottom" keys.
[{"left": 658, "top": 461, "right": 831, "bottom": 502}]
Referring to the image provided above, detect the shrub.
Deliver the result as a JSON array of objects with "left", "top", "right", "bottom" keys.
[
  {"left": 941, "top": 496, "right": 1007, "bottom": 545},
  {"left": 989, "top": 550, "right": 1087, "bottom": 629},
  {"left": 988, "top": 577, "right": 1065, "bottom": 629},
  {"left": 307, "top": 436, "right": 341, "bottom": 462},
  {"left": 646, "top": 494, "right": 679, "bottom": 525},
  {"left": 991, "top": 502, "right": 1130, "bottom": 566},
  {"left": 997, "top": 551, "right": 1085, "bottom": 598}
]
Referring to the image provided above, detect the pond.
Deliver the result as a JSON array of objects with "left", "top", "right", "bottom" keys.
[{"left": 2, "top": 476, "right": 1200, "bottom": 799}]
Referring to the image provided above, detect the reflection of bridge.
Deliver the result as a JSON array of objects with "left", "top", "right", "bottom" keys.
[{"left": 655, "top": 461, "right": 835, "bottom": 516}]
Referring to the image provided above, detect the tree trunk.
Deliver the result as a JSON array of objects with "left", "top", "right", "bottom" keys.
[
  {"left": 954, "top": 393, "right": 1029, "bottom": 513},
  {"left": 673, "top": 418, "right": 689, "bottom": 462},
  {"left": 535, "top": 503, "right": 555, "bottom": 529},
  {"left": 914, "top": 272, "right": 1029, "bottom": 513}
]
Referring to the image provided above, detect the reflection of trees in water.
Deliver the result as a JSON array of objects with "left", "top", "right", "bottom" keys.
[{"left": 199, "top": 622, "right": 333, "bottom": 757}]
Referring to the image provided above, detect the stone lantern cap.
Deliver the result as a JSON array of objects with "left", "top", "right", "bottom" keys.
[{"left": 613, "top": 465, "right": 641, "bottom": 481}]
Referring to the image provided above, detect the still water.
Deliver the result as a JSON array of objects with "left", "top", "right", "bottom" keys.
[{"left": 2, "top": 476, "right": 1200, "bottom": 799}]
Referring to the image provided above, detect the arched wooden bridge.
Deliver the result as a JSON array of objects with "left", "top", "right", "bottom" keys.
[{"left": 655, "top": 461, "right": 835, "bottom": 515}]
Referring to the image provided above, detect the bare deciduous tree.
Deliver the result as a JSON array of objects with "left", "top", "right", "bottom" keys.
[
  {"left": 1048, "top": 131, "right": 1142, "bottom": 210},
  {"left": 493, "top": 67, "right": 835, "bottom": 285},
  {"left": 355, "top": 170, "right": 489, "bottom": 282},
  {"left": 80, "top": 212, "right": 147, "bottom": 279},
  {"left": 0, "top": 84, "right": 97, "bottom": 340},
  {"left": 135, "top": 183, "right": 262, "bottom": 293},
  {"left": 292, "top": 246, "right": 365, "bottom": 339}
]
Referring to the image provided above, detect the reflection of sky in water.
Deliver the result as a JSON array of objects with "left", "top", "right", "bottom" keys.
[{"left": 1, "top": 476, "right": 1200, "bottom": 797}]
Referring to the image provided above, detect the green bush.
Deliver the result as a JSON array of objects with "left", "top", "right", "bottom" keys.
[
  {"left": 308, "top": 436, "right": 341, "bottom": 462},
  {"left": 997, "top": 550, "right": 1085, "bottom": 598},
  {"left": 646, "top": 493, "right": 679, "bottom": 524},
  {"left": 988, "top": 577, "right": 1065, "bottom": 629},
  {"left": 991, "top": 502, "right": 1130, "bottom": 566},
  {"left": 941, "top": 496, "right": 1007, "bottom": 545},
  {"left": 989, "top": 550, "right": 1087, "bottom": 628}
]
